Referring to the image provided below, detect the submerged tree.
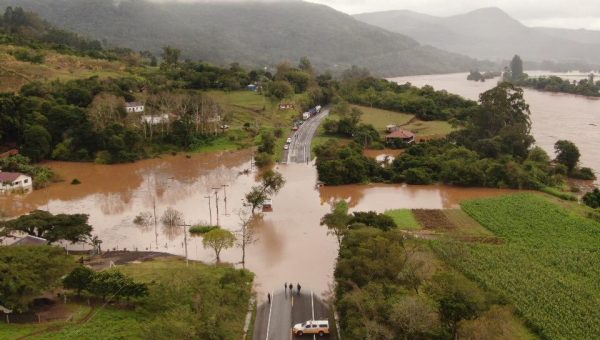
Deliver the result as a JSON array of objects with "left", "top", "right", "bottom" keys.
[
  {"left": 244, "top": 170, "right": 286, "bottom": 214},
  {"left": 236, "top": 208, "right": 257, "bottom": 268},
  {"left": 202, "top": 228, "right": 236, "bottom": 263}
]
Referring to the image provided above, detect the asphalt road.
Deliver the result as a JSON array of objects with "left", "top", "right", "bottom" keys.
[
  {"left": 253, "top": 289, "right": 333, "bottom": 340},
  {"left": 284, "top": 110, "right": 329, "bottom": 163}
]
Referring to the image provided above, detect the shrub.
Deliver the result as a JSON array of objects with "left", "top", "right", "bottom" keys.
[
  {"left": 582, "top": 189, "right": 600, "bottom": 209},
  {"left": 189, "top": 225, "right": 220, "bottom": 235},
  {"left": 254, "top": 152, "right": 273, "bottom": 168},
  {"left": 71, "top": 178, "right": 81, "bottom": 185}
]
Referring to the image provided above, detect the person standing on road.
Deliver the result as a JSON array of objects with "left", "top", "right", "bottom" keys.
[
  {"left": 268, "top": 293, "right": 271, "bottom": 304},
  {"left": 297, "top": 283, "right": 301, "bottom": 295},
  {"left": 289, "top": 283, "right": 293, "bottom": 292},
  {"left": 284, "top": 282, "right": 287, "bottom": 293}
]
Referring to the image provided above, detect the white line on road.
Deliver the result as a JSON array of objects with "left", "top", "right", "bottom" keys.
[
  {"left": 311, "top": 291, "right": 316, "bottom": 340},
  {"left": 265, "top": 291, "right": 273, "bottom": 340}
]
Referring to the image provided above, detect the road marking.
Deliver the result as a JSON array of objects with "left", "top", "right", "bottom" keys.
[
  {"left": 311, "top": 290, "right": 316, "bottom": 340},
  {"left": 265, "top": 290, "right": 273, "bottom": 340}
]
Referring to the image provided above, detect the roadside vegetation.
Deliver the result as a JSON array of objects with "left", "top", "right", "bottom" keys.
[{"left": 331, "top": 192, "right": 600, "bottom": 339}]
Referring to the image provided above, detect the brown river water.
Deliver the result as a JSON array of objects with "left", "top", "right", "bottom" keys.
[
  {"left": 2, "top": 72, "right": 597, "bottom": 295},
  {"left": 391, "top": 72, "right": 600, "bottom": 177},
  {"left": 0, "top": 150, "right": 515, "bottom": 295}
]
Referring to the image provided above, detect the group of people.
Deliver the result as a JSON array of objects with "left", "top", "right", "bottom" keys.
[{"left": 266, "top": 282, "right": 302, "bottom": 303}]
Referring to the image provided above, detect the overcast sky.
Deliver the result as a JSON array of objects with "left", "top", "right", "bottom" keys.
[{"left": 306, "top": 0, "right": 600, "bottom": 30}]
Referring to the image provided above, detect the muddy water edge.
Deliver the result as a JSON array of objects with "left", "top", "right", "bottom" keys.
[{"left": 0, "top": 149, "right": 523, "bottom": 296}]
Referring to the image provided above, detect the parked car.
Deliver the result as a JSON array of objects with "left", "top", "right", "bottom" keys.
[
  {"left": 292, "top": 126, "right": 299, "bottom": 131},
  {"left": 292, "top": 320, "right": 330, "bottom": 337},
  {"left": 286, "top": 138, "right": 292, "bottom": 144},
  {"left": 284, "top": 144, "right": 289, "bottom": 150}
]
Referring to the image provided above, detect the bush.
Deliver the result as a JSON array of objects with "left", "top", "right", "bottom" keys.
[
  {"left": 403, "top": 168, "right": 433, "bottom": 185},
  {"left": 189, "top": 225, "right": 220, "bottom": 235},
  {"left": 582, "top": 189, "right": 600, "bottom": 209},
  {"left": 71, "top": 178, "right": 81, "bottom": 185},
  {"left": 571, "top": 167, "right": 596, "bottom": 180},
  {"left": 254, "top": 152, "right": 273, "bottom": 168}
]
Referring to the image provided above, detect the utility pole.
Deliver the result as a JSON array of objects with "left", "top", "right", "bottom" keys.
[
  {"left": 222, "top": 184, "right": 229, "bottom": 215},
  {"left": 153, "top": 197, "right": 158, "bottom": 249},
  {"left": 178, "top": 222, "right": 191, "bottom": 266},
  {"left": 205, "top": 195, "right": 212, "bottom": 225},
  {"left": 212, "top": 188, "right": 220, "bottom": 226}
]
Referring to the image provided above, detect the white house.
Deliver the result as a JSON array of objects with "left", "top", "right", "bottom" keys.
[
  {"left": 0, "top": 171, "right": 33, "bottom": 192},
  {"left": 125, "top": 102, "right": 145, "bottom": 113},
  {"left": 140, "top": 113, "right": 170, "bottom": 125}
]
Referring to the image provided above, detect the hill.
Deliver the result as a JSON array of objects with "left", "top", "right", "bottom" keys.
[
  {"left": 355, "top": 7, "right": 600, "bottom": 67},
  {"left": 0, "top": 0, "right": 485, "bottom": 76}
]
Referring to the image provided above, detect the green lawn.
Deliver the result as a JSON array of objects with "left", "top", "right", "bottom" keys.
[
  {"left": 384, "top": 209, "right": 421, "bottom": 230},
  {"left": 402, "top": 120, "right": 457, "bottom": 138},
  {"left": 354, "top": 105, "right": 413, "bottom": 131},
  {"left": 433, "top": 193, "right": 600, "bottom": 340}
]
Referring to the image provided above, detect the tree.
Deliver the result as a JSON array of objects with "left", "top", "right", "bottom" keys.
[
  {"left": 236, "top": 208, "right": 256, "bottom": 268},
  {"left": 63, "top": 266, "right": 95, "bottom": 296},
  {"left": 87, "top": 93, "right": 127, "bottom": 130},
  {"left": 161, "top": 46, "right": 181, "bottom": 67},
  {"left": 320, "top": 200, "right": 350, "bottom": 246},
  {"left": 88, "top": 270, "right": 148, "bottom": 302},
  {"left": 298, "top": 56, "right": 313, "bottom": 73},
  {"left": 510, "top": 55, "right": 524, "bottom": 80},
  {"left": 554, "top": 140, "right": 580, "bottom": 172},
  {"left": 202, "top": 228, "right": 236, "bottom": 263},
  {"left": 427, "top": 272, "right": 488, "bottom": 340},
  {"left": 267, "top": 80, "right": 293, "bottom": 100},
  {"left": 0, "top": 246, "right": 74, "bottom": 312},
  {"left": 244, "top": 170, "right": 286, "bottom": 214},
  {"left": 258, "top": 131, "right": 276, "bottom": 154},
  {"left": 391, "top": 295, "right": 440, "bottom": 340},
  {"left": 160, "top": 207, "right": 183, "bottom": 228},
  {"left": 0, "top": 210, "right": 93, "bottom": 244},
  {"left": 21, "top": 124, "right": 51, "bottom": 162}
]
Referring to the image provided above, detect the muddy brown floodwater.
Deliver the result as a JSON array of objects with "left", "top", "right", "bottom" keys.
[
  {"left": 0, "top": 149, "right": 521, "bottom": 296},
  {"left": 391, "top": 72, "right": 600, "bottom": 180}
]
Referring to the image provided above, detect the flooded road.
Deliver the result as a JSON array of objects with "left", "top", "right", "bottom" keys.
[
  {"left": 0, "top": 150, "right": 517, "bottom": 295},
  {"left": 390, "top": 72, "right": 600, "bottom": 177}
]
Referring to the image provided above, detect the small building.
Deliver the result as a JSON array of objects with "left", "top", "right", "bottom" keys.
[
  {"left": 0, "top": 171, "right": 33, "bottom": 192},
  {"left": 0, "top": 149, "right": 19, "bottom": 159},
  {"left": 125, "top": 102, "right": 145, "bottom": 113},
  {"left": 385, "top": 129, "right": 416, "bottom": 144},
  {"left": 140, "top": 114, "right": 170, "bottom": 125},
  {"left": 279, "top": 103, "right": 294, "bottom": 110},
  {"left": 9, "top": 235, "right": 48, "bottom": 246}
]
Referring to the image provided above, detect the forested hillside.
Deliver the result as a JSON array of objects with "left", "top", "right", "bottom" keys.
[{"left": 0, "top": 0, "right": 485, "bottom": 76}]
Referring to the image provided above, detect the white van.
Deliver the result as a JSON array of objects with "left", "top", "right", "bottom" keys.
[{"left": 292, "top": 320, "right": 329, "bottom": 336}]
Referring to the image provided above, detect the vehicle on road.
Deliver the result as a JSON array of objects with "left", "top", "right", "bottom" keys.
[
  {"left": 292, "top": 320, "right": 330, "bottom": 337},
  {"left": 292, "top": 126, "right": 299, "bottom": 131},
  {"left": 284, "top": 144, "right": 289, "bottom": 150},
  {"left": 286, "top": 137, "right": 292, "bottom": 144},
  {"left": 302, "top": 112, "right": 310, "bottom": 120}
]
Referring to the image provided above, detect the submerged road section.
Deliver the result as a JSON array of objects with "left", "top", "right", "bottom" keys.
[
  {"left": 285, "top": 109, "right": 329, "bottom": 163},
  {"left": 253, "top": 289, "right": 333, "bottom": 340}
]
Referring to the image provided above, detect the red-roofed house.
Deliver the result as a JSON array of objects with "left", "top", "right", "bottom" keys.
[
  {"left": 385, "top": 129, "right": 416, "bottom": 144},
  {"left": 0, "top": 171, "right": 32, "bottom": 192}
]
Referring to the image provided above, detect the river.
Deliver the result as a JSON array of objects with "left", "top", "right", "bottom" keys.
[
  {"left": 0, "top": 150, "right": 516, "bottom": 295},
  {"left": 3, "top": 71, "right": 595, "bottom": 296},
  {"left": 390, "top": 72, "right": 600, "bottom": 176}
]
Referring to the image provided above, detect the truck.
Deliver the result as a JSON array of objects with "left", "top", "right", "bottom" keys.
[
  {"left": 292, "top": 320, "right": 330, "bottom": 337},
  {"left": 302, "top": 112, "right": 310, "bottom": 120}
]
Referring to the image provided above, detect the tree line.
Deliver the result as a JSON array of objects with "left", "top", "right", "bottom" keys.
[{"left": 316, "top": 83, "right": 595, "bottom": 189}]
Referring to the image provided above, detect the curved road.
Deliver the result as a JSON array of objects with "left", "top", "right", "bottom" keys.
[
  {"left": 285, "top": 109, "right": 329, "bottom": 163},
  {"left": 253, "top": 289, "right": 333, "bottom": 340}
]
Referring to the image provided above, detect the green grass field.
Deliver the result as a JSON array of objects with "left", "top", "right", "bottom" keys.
[
  {"left": 433, "top": 193, "right": 600, "bottom": 340},
  {"left": 1, "top": 257, "right": 253, "bottom": 340},
  {"left": 354, "top": 105, "right": 413, "bottom": 131},
  {"left": 353, "top": 105, "right": 457, "bottom": 138},
  {"left": 384, "top": 209, "right": 421, "bottom": 230}
]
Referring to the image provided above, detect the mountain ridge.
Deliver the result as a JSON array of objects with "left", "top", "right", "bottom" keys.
[
  {"left": 354, "top": 7, "right": 600, "bottom": 65},
  {"left": 0, "top": 0, "right": 487, "bottom": 76}
]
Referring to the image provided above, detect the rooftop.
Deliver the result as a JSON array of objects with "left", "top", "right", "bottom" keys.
[
  {"left": 0, "top": 171, "right": 26, "bottom": 182},
  {"left": 386, "top": 129, "right": 415, "bottom": 139},
  {"left": 10, "top": 235, "right": 48, "bottom": 246}
]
